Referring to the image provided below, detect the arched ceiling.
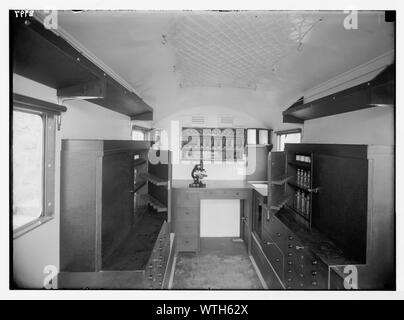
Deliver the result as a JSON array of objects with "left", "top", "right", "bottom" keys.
[{"left": 57, "top": 10, "right": 394, "bottom": 126}]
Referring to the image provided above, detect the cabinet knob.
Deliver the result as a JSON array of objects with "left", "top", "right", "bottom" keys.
[
  {"left": 312, "top": 281, "right": 318, "bottom": 286},
  {"left": 275, "top": 258, "right": 280, "bottom": 262},
  {"left": 287, "top": 261, "right": 292, "bottom": 265},
  {"left": 266, "top": 241, "right": 274, "bottom": 246},
  {"left": 287, "top": 270, "right": 292, "bottom": 273},
  {"left": 287, "top": 278, "right": 292, "bottom": 282},
  {"left": 288, "top": 253, "right": 293, "bottom": 257},
  {"left": 277, "top": 233, "right": 281, "bottom": 237},
  {"left": 299, "top": 273, "right": 304, "bottom": 278},
  {"left": 312, "top": 260, "right": 318, "bottom": 265},
  {"left": 312, "top": 271, "right": 317, "bottom": 276},
  {"left": 288, "top": 236, "right": 293, "bottom": 240},
  {"left": 288, "top": 244, "right": 293, "bottom": 248}
]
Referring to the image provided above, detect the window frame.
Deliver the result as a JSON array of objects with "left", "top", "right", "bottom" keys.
[
  {"left": 275, "top": 128, "right": 302, "bottom": 152},
  {"left": 12, "top": 94, "right": 65, "bottom": 239}
]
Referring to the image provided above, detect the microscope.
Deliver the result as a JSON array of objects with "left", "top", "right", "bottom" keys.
[{"left": 189, "top": 160, "right": 207, "bottom": 188}]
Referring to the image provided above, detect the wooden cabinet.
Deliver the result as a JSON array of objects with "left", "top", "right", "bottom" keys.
[
  {"left": 59, "top": 140, "right": 173, "bottom": 289},
  {"left": 171, "top": 190, "right": 200, "bottom": 252},
  {"left": 252, "top": 144, "right": 394, "bottom": 290},
  {"left": 171, "top": 181, "right": 253, "bottom": 254}
]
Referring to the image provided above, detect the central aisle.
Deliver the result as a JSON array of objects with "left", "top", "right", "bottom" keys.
[{"left": 172, "top": 237, "right": 263, "bottom": 290}]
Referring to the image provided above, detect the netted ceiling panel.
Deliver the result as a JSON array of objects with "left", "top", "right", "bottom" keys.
[{"left": 169, "top": 12, "right": 321, "bottom": 89}]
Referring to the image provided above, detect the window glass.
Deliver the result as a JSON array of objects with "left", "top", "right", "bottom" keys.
[
  {"left": 278, "top": 132, "right": 301, "bottom": 151},
  {"left": 132, "top": 129, "right": 145, "bottom": 141},
  {"left": 12, "top": 110, "right": 44, "bottom": 230}
]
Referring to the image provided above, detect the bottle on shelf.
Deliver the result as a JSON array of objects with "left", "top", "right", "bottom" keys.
[
  {"left": 305, "top": 195, "right": 310, "bottom": 217},
  {"left": 300, "top": 191, "right": 306, "bottom": 214},
  {"left": 302, "top": 171, "right": 307, "bottom": 187},
  {"left": 296, "top": 191, "right": 301, "bottom": 211}
]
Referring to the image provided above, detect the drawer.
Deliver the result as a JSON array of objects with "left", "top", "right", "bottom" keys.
[
  {"left": 205, "top": 189, "right": 250, "bottom": 199},
  {"left": 251, "top": 235, "right": 283, "bottom": 289},
  {"left": 261, "top": 237, "right": 284, "bottom": 281},
  {"left": 172, "top": 191, "right": 200, "bottom": 207},
  {"left": 176, "top": 235, "right": 198, "bottom": 252},
  {"left": 173, "top": 206, "right": 199, "bottom": 222},
  {"left": 174, "top": 220, "right": 199, "bottom": 235}
]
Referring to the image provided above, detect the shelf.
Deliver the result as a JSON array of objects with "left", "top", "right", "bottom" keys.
[
  {"left": 12, "top": 16, "right": 153, "bottom": 119},
  {"left": 270, "top": 193, "right": 293, "bottom": 211},
  {"left": 146, "top": 195, "right": 168, "bottom": 213},
  {"left": 271, "top": 175, "right": 293, "bottom": 186},
  {"left": 288, "top": 160, "right": 311, "bottom": 169},
  {"left": 134, "top": 159, "right": 147, "bottom": 167},
  {"left": 282, "top": 64, "right": 394, "bottom": 124},
  {"left": 140, "top": 172, "right": 168, "bottom": 186},
  {"left": 287, "top": 179, "right": 311, "bottom": 192},
  {"left": 285, "top": 204, "right": 310, "bottom": 222},
  {"left": 134, "top": 181, "right": 147, "bottom": 192}
]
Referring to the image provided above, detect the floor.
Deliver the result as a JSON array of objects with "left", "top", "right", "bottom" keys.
[{"left": 172, "top": 237, "right": 263, "bottom": 290}]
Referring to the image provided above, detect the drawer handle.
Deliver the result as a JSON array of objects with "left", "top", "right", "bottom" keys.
[
  {"left": 288, "top": 236, "right": 293, "bottom": 240},
  {"left": 148, "top": 276, "right": 153, "bottom": 280},
  {"left": 277, "top": 233, "right": 281, "bottom": 237},
  {"left": 288, "top": 244, "right": 293, "bottom": 249},
  {"left": 288, "top": 253, "right": 293, "bottom": 257},
  {"left": 312, "top": 281, "right": 318, "bottom": 286},
  {"left": 275, "top": 258, "right": 280, "bottom": 262},
  {"left": 295, "top": 246, "right": 305, "bottom": 250},
  {"left": 311, "top": 271, "right": 317, "bottom": 276},
  {"left": 287, "top": 261, "right": 292, "bottom": 265},
  {"left": 312, "top": 260, "right": 318, "bottom": 265},
  {"left": 265, "top": 241, "right": 274, "bottom": 246}
]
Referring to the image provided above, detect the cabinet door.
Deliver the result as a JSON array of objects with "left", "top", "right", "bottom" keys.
[
  {"left": 312, "top": 153, "right": 368, "bottom": 263},
  {"left": 268, "top": 151, "right": 286, "bottom": 181},
  {"left": 102, "top": 152, "right": 134, "bottom": 262}
]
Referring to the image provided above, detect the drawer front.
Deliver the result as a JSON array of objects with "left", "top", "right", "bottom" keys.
[
  {"left": 206, "top": 189, "right": 250, "bottom": 199},
  {"left": 251, "top": 235, "right": 283, "bottom": 289},
  {"left": 172, "top": 191, "right": 200, "bottom": 207},
  {"left": 283, "top": 246, "right": 329, "bottom": 290},
  {"left": 176, "top": 235, "right": 198, "bottom": 252},
  {"left": 174, "top": 220, "right": 199, "bottom": 235},
  {"left": 173, "top": 206, "right": 199, "bottom": 222},
  {"left": 261, "top": 232, "right": 284, "bottom": 281}
]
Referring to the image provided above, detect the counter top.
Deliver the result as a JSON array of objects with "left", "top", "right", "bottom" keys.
[
  {"left": 172, "top": 180, "right": 254, "bottom": 190},
  {"left": 276, "top": 208, "right": 360, "bottom": 268}
]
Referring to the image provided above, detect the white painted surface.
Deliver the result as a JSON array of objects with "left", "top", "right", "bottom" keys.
[
  {"left": 12, "top": 75, "right": 132, "bottom": 288},
  {"left": 303, "top": 107, "right": 394, "bottom": 146},
  {"left": 200, "top": 200, "right": 240, "bottom": 237}
]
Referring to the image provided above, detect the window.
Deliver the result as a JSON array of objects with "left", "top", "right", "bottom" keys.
[
  {"left": 132, "top": 129, "right": 145, "bottom": 141},
  {"left": 181, "top": 127, "right": 246, "bottom": 162},
  {"left": 276, "top": 129, "right": 302, "bottom": 151},
  {"left": 12, "top": 111, "right": 44, "bottom": 230},
  {"left": 12, "top": 94, "right": 66, "bottom": 238}
]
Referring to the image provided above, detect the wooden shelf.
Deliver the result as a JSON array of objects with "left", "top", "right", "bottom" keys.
[
  {"left": 270, "top": 193, "right": 293, "bottom": 211},
  {"left": 134, "top": 181, "right": 147, "bottom": 193},
  {"left": 282, "top": 64, "right": 394, "bottom": 124},
  {"left": 140, "top": 172, "right": 168, "bottom": 186},
  {"left": 134, "top": 159, "right": 147, "bottom": 167},
  {"left": 12, "top": 16, "right": 153, "bottom": 119},
  {"left": 287, "top": 179, "right": 311, "bottom": 192},
  {"left": 146, "top": 195, "right": 167, "bottom": 213},
  {"left": 271, "top": 175, "right": 293, "bottom": 186},
  {"left": 288, "top": 160, "right": 311, "bottom": 169},
  {"left": 285, "top": 204, "right": 310, "bottom": 222}
]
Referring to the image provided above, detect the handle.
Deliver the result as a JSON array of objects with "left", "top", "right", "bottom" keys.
[
  {"left": 308, "top": 187, "right": 321, "bottom": 194},
  {"left": 295, "top": 245, "right": 305, "bottom": 250}
]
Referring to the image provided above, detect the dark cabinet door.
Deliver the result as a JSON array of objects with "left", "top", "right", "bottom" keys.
[
  {"left": 268, "top": 151, "right": 286, "bottom": 181},
  {"left": 311, "top": 153, "right": 368, "bottom": 263},
  {"left": 101, "top": 152, "right": 134, "bottom": 263}
]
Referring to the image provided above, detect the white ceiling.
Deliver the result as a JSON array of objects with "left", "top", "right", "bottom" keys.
[{"left": 57, "top": 10, "right": 394, "bottom": 126}]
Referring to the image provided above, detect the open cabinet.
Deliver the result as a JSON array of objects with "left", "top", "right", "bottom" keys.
[
  {"left": 253, "top": 143, "right": 394, "bottom": 290},
  {"left": 58, "top": 140, "right": 173, "bottom": 289}
]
